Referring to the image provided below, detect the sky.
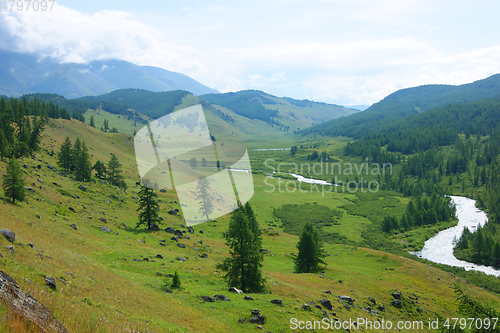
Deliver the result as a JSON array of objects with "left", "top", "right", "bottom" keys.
[{"left": 1, "top": 0, "right": 500, "bottom": 106}]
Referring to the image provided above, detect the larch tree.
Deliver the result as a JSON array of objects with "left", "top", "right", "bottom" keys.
[
  {"left": 2, "top": 158, "right": 25, "bottom": 204},
  {"left": 294, "top": 222, "right": 327, "bottom": 273}
]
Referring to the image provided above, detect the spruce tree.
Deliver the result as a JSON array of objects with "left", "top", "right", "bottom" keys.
[
  {"left": 218, "top": 204, "right": 265, "bottom": 293},
  {"left": 136, "top": 184, "right": 160, "bottom": 230},
  {"left": 71, "top": 137, "right": 82, "bottom": 171},
  {"left": 57, "top": 137, "right": 72, "bottom": 173},
  {"left": 294, "top": 222, "right": 326, "bottom": 273},
  {"left": 2, "top": 158, "right": 25, "bottom": 203},
  {"left": 171, "top": 271, "right": 181, "bottom": 289},
  {"left": 75, "top": 141, "right": 92, "bottom": 182},
  {"left": 92, "top": 160, "right": 107, "bottom": 179},
  {"left": 107, "top": 153, "right": 126, "bottom": 188},
  {"left": 196, "top": 177, "right": 214, "bottom": 220},
  {"left": 89, "top": 116, "right": 95, "bottom": 128}
]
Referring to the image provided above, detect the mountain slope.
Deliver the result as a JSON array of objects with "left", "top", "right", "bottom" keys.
[
  {"left": 0, "top": 51, "right": 218, "bottom": 98},
  {"left": 302, "top": 73, "right": 500, "bottom": 139}
]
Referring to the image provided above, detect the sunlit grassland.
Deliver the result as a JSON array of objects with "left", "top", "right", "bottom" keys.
[{"left": 1, "top": 118, "right": 500, "bottom": 332}]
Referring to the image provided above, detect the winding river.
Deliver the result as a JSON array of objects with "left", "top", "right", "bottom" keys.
[
  {"left": 412, "top": 196, "right": 500, "bottom": 277},
  {"left": 285, "top": 172, "right": 500, "bottom": 276}
]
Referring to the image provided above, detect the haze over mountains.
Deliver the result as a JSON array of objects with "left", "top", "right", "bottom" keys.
[{"left": 0, "top": 51, "right": 219, "bottom": 98}]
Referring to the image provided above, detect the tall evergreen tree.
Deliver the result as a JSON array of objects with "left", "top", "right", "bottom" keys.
[
  {"left": 89, "top": 115, "right": 95, "bottom": 128},
  {"left": 75, "top": 141, "right": 92, "bottom": 182},
  {"left": 107, "top": 153, "right": 127, "bottom": 188},
  {"left": 71, "top": 137, "right": 82, "bottom": 171},
  {"left": 92, "top": 160, "right": 107, "bottom": 179},
  {"left": 57, "top": 137, "right": 72, "bottom": 173},
  {"left": 136, "top": 184, "right": 160, "bottom": 230},
  {"left": 294, "top": 222, "right": 327, "bottom": 273},
  {"left": 196, "top": 177, "right": 214, "bottom": 220},
  {"left": 218, "top": 205, "right": 265, "bottom": 293},
  {"left": 2, "top": 158, "right": 25, "bottom": 204}
]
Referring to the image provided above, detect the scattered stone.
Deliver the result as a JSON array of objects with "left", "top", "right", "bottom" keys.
[
  {"left": 52, "top": 182, "right": 60, "bottom": 187},
  {"left": 229, "top": 287, "right": 243, "bottom": 294},
  {"left": 214, "top": 294, "right": 231, "bottom": 301},
  {"left": 6, "top": 246, "right": 14, "bottom": 253},
  {"left": 174, "top": 230, "right": 183, "bottom": 237},
  {"left": 99, "top": 217, "right": 107, "bottom": 223},
  {"left": 150, "top": 223, "right": 160, "bottom": 232},
  {"left": 249, "top": 314, "right": 266, "bottom": 325},
  {"left": 160, "top": 189, "right": 166, "bottom": 193},
  {"left": 56, "top": 278, "right": 67, "bottom": 286},
  {"left": 369, "top": 297, "right": 376, "bottom": 305},
  {"left": 165, "top": 227, "right": 175, "bottom": 234},
  {"left": 171, "top": 236, "right": 178, "bottom": 242},
  {"left": 0, "top": 229, "right": 15, "bottom": 243},
  {"left": 251, "top": 309, "right": 260, "bottom": 315},
  {"left": 68, "top": 207, "right": 75, "bottom": 213},
  {"left": 178, "top": 257, "right": 187, "bottom": 262},
  {"left": 320, "top": 299, "right": 334, "bottom": 310},
  {"left": 301, "top": 303, "right": 312, "bottom": 311},
  {"left": 201, "top": 296, "right": 215, "bottom": 302},
  {"left": 69, "top": 224, "right": 77, "bottom": 231},
  {"left": 338, "top": 295, "right": 355, "bottom": 305},
  {"left": 200, "top": 253, "right": 208, "bottom": 258},
  {"left": 36, "top": 215, "right": 40, "bottom": 219},
  {"left": 199, "top": 230, "right": 204, "bottom": 234},
  {"left": 37, "top": 178, "right": 44, "bottom": 184},
  {"left": 156, "top": 254, "right": 163, "bottom": 259},
  {"left": 44, "top": 276, "right": 56, "bottom": 290},
  {"left": 187, "top": 226, "right": 194, "bottom": 234},
  {"left": 99, "top": 226, "right": 111, "bottom": 233},
  {"left": 391, "top": 300, "right": 402, "bottom": 308},
  {"left": 177, "top": 243, "right": 186, "bottom": 249},
  {"left": 323, "top": 290, "right": 332, "bottom": 294},
  {"left": 244, "top": 296, "right": 254, "bottom": 300},
  {"left": 168, "top": 209, "right": 177, "bottom": 215},
  {"left": 24, "top": 186, "right": 35, "bottom": 192},
  {"left": 391, "top": 291, "right": 402, "bottom": 299},
  {"left": 72, "top": 195, "right": 80, "bottom": 199},
  {"left": 159, "top": 243, "right": 166, "bottom": 247},
  {"left": 164, "top": 289, "right": 173, "bottom": 293},
  {"left": 238, "top": 318, "right": 245, "bottom": 324},
  {"left": 377, "top": 305, "right": 385, "bottom": 312},
  {"left": 270, "top": 299, "right": 282, "bottom": 305},
  {"left": 78, "top": 185, "right": 87, "bottom": 191},
  {"left": 143, "top": 258, "right": 149, "bottom": 262},
  {"left": 47, "top": 165, "right": 56, "bottom": 170},
  {"left": 27, "top": 243, "right": 35, "bottom": 249}
]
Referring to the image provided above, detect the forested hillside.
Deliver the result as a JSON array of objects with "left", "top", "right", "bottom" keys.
[{"left": 302, "top": 74, "right": 500, "bottom": 139}]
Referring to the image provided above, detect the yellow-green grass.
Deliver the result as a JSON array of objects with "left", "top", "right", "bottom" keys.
[{"left": 0, "top": 118, "right": 500, "bottom": 332}]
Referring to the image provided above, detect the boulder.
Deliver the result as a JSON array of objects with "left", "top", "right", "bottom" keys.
[
  {"left": 199, "top": 230, "right": 204, "bottom": 234},
  {"left": 165, "top": 227, "right": 175, "bottom": 234},
  {"left": 168, "top": 209, "right": 177, "bottom": 215},
  {"left": 338, "top": 295, "right": 355, "bottom": 304},
  {"left": 229, "top": 287, "right": 243, "bottom": 294},
  {"left": 0, "top": 229, "right": 15, "bottom": 243},
  {"left": 377, "top": 305, "right": 385, "bottom": 312},
  {"left": 391, "top": 300, "right": 402, "bottom": 308},
  {"left": 214, "top": 294, "right": 231, "bottom": 301},
  {"left": 78, "top": 185, "right": 87, "bottom": 191},
  {"left": 174, "top": 230, "right": 183, "bottom": 237},
  {"left": 171, "top": 237, "right": 178, "bottom": 242},
  {"left": 68, "top": 207, "right": 75, "bottom": 213},
  {"left": 244, "top": 296, "right": 254, "bottom": 300},
  {"left": 44, "top": 276, "right": 56, "bottom": 290},
  {"left": 150, "top": 223, "right": 160, "bottom": 231},
  {"left": 391, "top": 291, "right": 402, "bottom": 299},
  {"left": 251, "top": 309, "right": 260, "bottom": 315},
  {"left": 178, "top": 257, "right": 187, "bottom": 262},
  {"left": 99, "top": 226, "right": 111, "bottom": 233},
  {"left": 69, "top": 224, "right": 77, "bottom": 231},
  {"left": 187, "top": 226, "right": 194, "bottom": 234},
  {"left": 159, "top": 189, "right": 167, "bottom": 193},
  {"left": 47, "top": 165, "right": 56, "bottom": 170},
  {"left": 156, "top": 254, "right": 164, "bottom": 259},
  {"left": 200, "top": 253, "right": 208, "bottom": 258},
  {"left": 201, "top": 296, "right": 215, "bottom": 302},
  {"left": 320, "top": 299, "right": 334, "bottom": 310},
  {"left": 177, "top": 243, "right": 186, "bottom": 249},
  {"left": 301, "top": 303, "right": 312, "bottom": 311},
  {"left": 249, "top": 314, "right": 266, "bottom": 325},
  {"left": 270, "top": 299, "right": 282, "bottom": 305}
]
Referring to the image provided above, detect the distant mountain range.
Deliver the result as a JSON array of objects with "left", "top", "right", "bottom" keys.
[
  {"left": 0, "top": 51, "right": 219, "bottom": 98},
  {"left": 302, "top": 73, "right": 500, "bottom": 139}
]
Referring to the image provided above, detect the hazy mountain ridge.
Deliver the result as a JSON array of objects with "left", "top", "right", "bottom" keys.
[{"left": 0, "top": 51, "right": 219, "bottom": 98}]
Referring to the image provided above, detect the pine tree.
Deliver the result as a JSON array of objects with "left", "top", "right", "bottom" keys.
[
  {"left": 2, "top": 158, "right": 25, "bottom": 204},
  {"left": 57, "top": 137, "right": 72, "bottom": 173},
  {"left": 103, "top": 119, "right": 109, "bottom": 132},
  {"left": 75, "top": 141, "right": 92, "bottom": 182},
  {"left": 107, "top": 153, "right": 126, "bottom": 188},
  {"left": 71, "top": 138, "right": 82, "bottom": 171},
  {"left": 136, "top": 184, "right": 160, "bottom": 230},
  {"left": 217, "top": 205, "right": 265, "bottom": 293},
  {"left": 171, "top": 271, "right": 181, "bottom": 289},
  {"left": 294, "top": 222, "right": 326, "bottom": 273},
  {"left": 92, "top": 160, "right": 107, "bottom": 179},
  {"left": 89, "top": 116, "right": 95, "bottom": 128},
  {"left": 196, "top": 177, "right": 214, "bottom": 220}
]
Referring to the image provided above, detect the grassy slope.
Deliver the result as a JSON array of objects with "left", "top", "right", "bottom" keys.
[{"left": 0, "top": 119, "right": 500, "bottom": 332}]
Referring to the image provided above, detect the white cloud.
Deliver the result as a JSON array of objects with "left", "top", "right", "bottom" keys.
[{"left": 0, "top": 1, "right": 499, "bottom": 105}]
